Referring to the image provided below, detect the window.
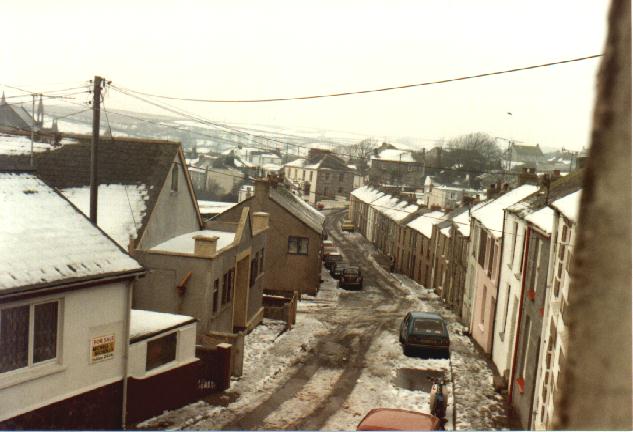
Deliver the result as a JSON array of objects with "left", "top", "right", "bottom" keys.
[
  {"left": 498, "top": 284, "right": 512, "bottom": 337},
  {"left": 250, "top": 254, "right": 258, "bottom": 286},
  {"left": 0, "top": 300, "right": 59, "bottom": 373},
  {"left": 487, "top": 241, "right": 495, "bottom": 276},
  {"left": 338, "top": 186, "right": 343, "bottom": 193},
  {"left": 145, "top": 332, "right": 177, "bottom": 371},
  {"left": 309, "top": 171, "right": 313, "bottom": 182},
  {"left": 510, "top": 221, "right": 518, "bottom": 265},
  {"left": 258, "top": 248, "right": 265, "bottom": 274},
  {"left": 519, "top": 229, "right": 528, "bottom": 274},
  {"left": 288, "top": 236, "right": 309, "bottom": 255},
  {"left": 171, "top": 165, "right": 178, "bottom": 192},
  {"left": 324, "top": 172, "right": 330, "bottom": 181},
  {"left": 339, "top": 173, "right": 344, "bottom": 182},
  {"left": 477, "top": 229, "right": 487, "bottom": 267},
  {"left": 222, "top": 269, "right": 234, "bottom": 305},
  {"left": 480, "top": 286, "right": 487, "bottom": 325},
  {"left": 212, "top": 279, "right": 219, "bottom": 314}
]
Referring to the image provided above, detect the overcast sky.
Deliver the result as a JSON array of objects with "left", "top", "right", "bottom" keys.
[{"left": 1, "top": 0, "right": 610, "bottom": 150}]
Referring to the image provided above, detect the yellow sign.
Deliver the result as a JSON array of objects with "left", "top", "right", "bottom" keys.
[{"left": 91, "top": 334, "right": 115, "bottom": 363}]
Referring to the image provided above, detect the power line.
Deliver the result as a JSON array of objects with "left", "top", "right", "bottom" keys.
[{"left": 115, "top": 54, "right": 602, "bottom": 103}]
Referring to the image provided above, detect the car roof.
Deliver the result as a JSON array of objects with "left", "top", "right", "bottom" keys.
[
  {"left": 410, "top": 312, "right": 444, "bottom": 320},
  {"left": 357, "top": 408, "right": 440, "bottom": 431}
]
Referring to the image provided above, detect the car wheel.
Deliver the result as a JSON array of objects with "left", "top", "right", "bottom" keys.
[{"left": 403, "top": 345, "right": 412, "bottom": 357}]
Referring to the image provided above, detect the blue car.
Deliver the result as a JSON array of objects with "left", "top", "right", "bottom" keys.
[{"left": 399, "top": 312, "right": 450, "bottom": 358}]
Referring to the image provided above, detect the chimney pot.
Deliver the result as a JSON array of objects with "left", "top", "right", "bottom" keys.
[
  {"left": 193, "top": 235, "right": 219, "bottom": 257},
  {"left": 252, "top": 211, "right": 270, "bottom": 233}
]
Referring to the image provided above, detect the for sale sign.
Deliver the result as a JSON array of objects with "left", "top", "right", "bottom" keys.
[{"left": 91, "top": 334, "right": 115, "bottom": 363}]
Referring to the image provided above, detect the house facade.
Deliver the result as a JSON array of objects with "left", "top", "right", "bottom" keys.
[
  {"left": 407, "top": 211, "right": 446, "bottom": 288},
  {"left": 213, "top": 179, "right": 324, "bottom": 296},
  {"left": 0, "top": 172, "right": 144, "bottom": 429},
  {"left": 369, "top": 142, "right": 423, "bottom": 187},
  {"left": 463, "top": 185, "right": 539, "bottom": 354}
]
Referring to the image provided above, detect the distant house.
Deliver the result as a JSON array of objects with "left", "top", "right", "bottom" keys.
[
  {"left": 284, "top": 151, "right": 354, "bottom": 205},
  {"left": 427, "top": 185, "right": 482, "bottom": 211},
  {"left": 504, "top": 143, "right": 545, "bottom": 170},
  {"left": 463, "top": 184, "right": 539, "bottom": 354},
  {"left": 213, "top": 180, "right": 324, "bottom": 296},
  {"left": 406, "top": 211, "right": 447, "bottom": 287},
  {"left": 0, "top": 172, "right": 144, "bottom": 429},
  {"left": 369, "top": 142, "right": 423, "bottom": 187}
]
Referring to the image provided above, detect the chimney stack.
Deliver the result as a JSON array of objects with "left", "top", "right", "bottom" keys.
[
  {"left": 254, "top": 179, "right": 270, "bottom": 200},
  {"left": 252, "top": 212, "right": 270, "bottom": 233},
  {"left": 193, "top": 235, "right": 219, "bottom": 257}
]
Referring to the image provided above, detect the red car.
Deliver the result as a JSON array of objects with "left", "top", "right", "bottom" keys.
[{"left": 357, "top": 408, "right": 442, "bottom": 431}]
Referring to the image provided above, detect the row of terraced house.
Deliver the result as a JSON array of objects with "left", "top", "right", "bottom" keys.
[
  {"left": 348, "top": 169, "right": 583, "bottom": 429},
  {"left": 0, "top": 125, "right": 325, "bottom": 428}
]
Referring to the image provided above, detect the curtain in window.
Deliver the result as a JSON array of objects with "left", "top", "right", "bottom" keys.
[
  {"left": 0, "top": 305, "right": 29, "bottom": 372},
  {"left": 34, "top": 302, "right": 58, "bottom": 363}
]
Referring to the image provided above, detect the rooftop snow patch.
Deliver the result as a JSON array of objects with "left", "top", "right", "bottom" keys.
[
  {"left": 197, "top": 200, "right": 238, "bottom": 215},
  {"left": 525, "top": 207, "right": 555, "bottom": 234},
  {"left": 371, "top": 149, "right": 415, "bottom": 163},
  {"left": 471, "top": 185, "right": 539, "bottom": 238},
  {"left": 150, "top": 230, "right": 236, "bottom": 255},
  {"left": 550, "top": 190, "right": 582, "bottom": 223},
  {"left": 0, "top": 134, "right": 55, "bottom": 155},
  {"left": 351, "top": 186, "right": 384, "bottom": 203},
  {"left": 0, "top": 173, "right": 142, "bottom": 291},
  {"left": 269, "top": 186, "right": 324, "bottom": 234},
  {"left": 285, "top": 158, "right": 306, "bottom": 168},
  {"left": 62, "top": 184, "right": 149, "bottom": 249},
  {"left": 129, "top": 309, "right": 195, "bottom": 341},
  {"left": 408, "top": 211, "right": 447, "bottom": 238}
]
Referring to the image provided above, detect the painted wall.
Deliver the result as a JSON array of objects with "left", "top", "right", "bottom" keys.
[
  {"left": 139, "top": 154, "right": 201, "bottom": 250},
  {"left": 128, "top": 323, "right": 197, "bottom": 378},
  {"left": 1, "top": 282, "right": 130, "bottom": 423}
]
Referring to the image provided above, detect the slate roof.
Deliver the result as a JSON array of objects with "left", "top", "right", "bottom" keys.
[
  {"left": 269, "top": 185, "right": 324, "bottom": 234},
  {"left": 511, "top": 144, "right": 544, "bottom": 160},
  {"left": 0, "top": 135, "right": 181, "bottom": 240},
  {"left": 0, "top": 172, "right": 143, "bottom": 293},
  {"left": 305, "top": 153, "right": 353, "bottom": 171},
  {"left": 0, "top": 102, "right": 33, "bottom": 131}
]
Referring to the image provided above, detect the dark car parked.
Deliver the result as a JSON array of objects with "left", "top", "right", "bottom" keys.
[
  {"left": 324, "top": 252, "right": 344, "bottom": 271},
  {"left": 330, "top": 262, "right": 349, "bottom": 279},
  {"left": 399, "top": 312, "right": 450, "bottom": 358},
  {"left": 338, "top": 266, "right": 363, "bottom": 290}
]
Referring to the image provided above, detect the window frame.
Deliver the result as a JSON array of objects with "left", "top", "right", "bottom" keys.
[
  {"left": 288, "top": 236, "right": 309, "bottom": 256},
  {"left": 171, "top": 164, "right": 179, "bottom": 192},
  {"left": 0, "top": 299, "right": 62, "bottom": 375}
]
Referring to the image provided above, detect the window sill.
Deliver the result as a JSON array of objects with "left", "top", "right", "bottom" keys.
[{"left": 0, "top": 362, "right": 66, "bottom": 390}]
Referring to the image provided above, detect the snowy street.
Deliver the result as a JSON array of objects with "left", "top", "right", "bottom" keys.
[{"left": 139, "top": 208, "right": 510, "bottom": 430}]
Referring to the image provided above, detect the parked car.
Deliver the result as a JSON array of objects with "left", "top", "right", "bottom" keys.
[
  {"left": 317, "top": 202, "right": 324, "bottom": 210},
  {"left": 330, "top": 262, "right": 349, "bottom": 279},
  {"left": 322, "top": 245, "right": 338, "bottom": 261},
  {"left": 338, "top": 266, "right": 363, "bottom": 290},
  {"left": 321, "top": 240, "right": 334, "bottom": 256},
  {"left": 341, "top": 219, "right": 355, "bottom": 232},
  {"left": 399, "top": 312, "right": 450, "bottom": 358},
  {"left": 356, "top": 408, "right": 441, "bottom": 431},
  {"left": 324, "top": 252, "right": 344, "bottom": 271}
]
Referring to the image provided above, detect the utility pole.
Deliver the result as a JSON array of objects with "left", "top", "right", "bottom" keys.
[
  {"left": 90, "top": 76, "right": 103, "bottom": 225},
  {"left": 30, "top": 94, "right": 35, "bottom": 167}
]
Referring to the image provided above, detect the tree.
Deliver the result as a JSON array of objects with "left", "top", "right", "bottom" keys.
[
  {"left": 438, "top": 132, "right": 502, "bottom": 187},
  {"left": 348, "top": 137, "right": 378, "bottom": 176}
]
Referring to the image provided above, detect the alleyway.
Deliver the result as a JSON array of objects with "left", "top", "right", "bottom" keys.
[{"left": 139, "top": 208, "right": 511, "bottom": 430}]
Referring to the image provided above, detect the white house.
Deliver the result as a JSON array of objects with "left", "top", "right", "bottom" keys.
[{"left": 0, "top": 172, "right": 144, "bottom": 429}]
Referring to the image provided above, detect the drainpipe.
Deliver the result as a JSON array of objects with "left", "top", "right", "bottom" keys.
[
  {"left": 490, "top": 210, "right": 508, "bottom": 356},
  {"left": 508, "top": 226, "right": 531, "bottom": 402},
  {"left": 121, "top": 280, "right": 134, "bottom": 429}
]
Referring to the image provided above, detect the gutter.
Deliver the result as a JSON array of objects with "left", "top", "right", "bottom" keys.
[
  {"left": 121, "top": 279, "right": 134, "bottom": 429},
  {"left": 508, "top": 226, "right": 531, "bottom": 402}
]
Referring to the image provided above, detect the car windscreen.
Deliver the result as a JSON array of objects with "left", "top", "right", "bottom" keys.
[
  {"left": 412, "top": 318, "right": 444, "bottom": 335},
  {"left": 343, "top": 268, "right": 360, "bottom": 275}
]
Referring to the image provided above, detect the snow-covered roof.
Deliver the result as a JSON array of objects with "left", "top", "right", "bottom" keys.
[
  {"left": 471, "top": 185, "right": 540, "bottom": 238},
  {"left": 130, "top": 309, "right": 195, "bottom": 342},
  {"left": 452, "top": 210, "right": 472, "bottom": 237},
  {"left": 525, "top": 207, "right": 555, "bottom": 235},
  {"left": 150, "top": 230, "right": 236, "bottom": 255},
  {"left": 0, "top": 173, "right": 142, "bottom": 292},
  {"left": 0, "top": 133, "right": 55, "bottom": 155},
  {"left": 262, "top": 163, "right": 282, "bottom": 172},
  {"left": 440, "top": 225, "right": 452, "bottom": 238},
  {"left": 351, "top": 186, "right": 385, "bottom": 203},
  {"left": 197, "top": 200, "right": 238, "bottom": 215},
  {"left": 269, "top": 186, "right": 324, "bottom": 234},
  {"left": 351, "top": 186, "right": 417, "bottom": 222},
  {"left": 371, "top": 149, "right": 415, "bottom": 163},
  {"left": 407, "top": 211, "right": 446, "bottom": 238},
  {"left": 62, "top": 185, "right": 148, "bottom": 248},
  {"left": 285, "top": 158, "right": 306, "bottom": 168},
  {"left": 550, "top": 190, "right": 582, "bottom": 223}
]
